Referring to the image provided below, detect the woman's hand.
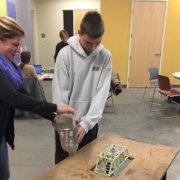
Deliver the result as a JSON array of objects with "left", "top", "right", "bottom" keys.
[{"left": 56, "top": 104, "right": 74, "bottom": 114}]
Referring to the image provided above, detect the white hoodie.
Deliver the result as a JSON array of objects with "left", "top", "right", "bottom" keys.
[{"left": 52, "top": 35, "right": 112, "bottom": 132}]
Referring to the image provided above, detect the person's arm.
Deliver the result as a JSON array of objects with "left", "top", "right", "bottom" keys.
[
  {"left": 54, "top": 43, "right": 60, "bottom": 62},
  {"left": 75, "top": 54, "right": 112, "bottom": 144},
  {"left": 80, "top": 55, "right": 112, "bottom": 132},
  {"left": 0, "top": 71, "right": 73, "bottom": 120},
  {"left": 52, "top": 52, "right": 70, "bottom": 105},
  {"left": 38, "top": 73, "right": 50, "bottom": 81}
]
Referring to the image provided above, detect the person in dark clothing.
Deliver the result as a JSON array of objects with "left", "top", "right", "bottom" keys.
[
  {"left": 54, "top": 29, "right": 69, "bottom": 62},
  {"left": 0, "top": 16, "right": 74, "bottom": 180}
]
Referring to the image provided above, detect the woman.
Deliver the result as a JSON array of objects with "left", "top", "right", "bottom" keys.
[{"left": 0, "top": 16, "right": 74, "bottom": 179}]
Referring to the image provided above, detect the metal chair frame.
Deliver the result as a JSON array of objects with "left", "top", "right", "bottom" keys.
[
  {"left": 150, "top": 74, "right": 180, "bottom": 117},
  {"left": 104, "top": 91, "right": 115, "bottom": 113},
  {"left": 143, "top": 67, "right": 159, "bottom": 100}
]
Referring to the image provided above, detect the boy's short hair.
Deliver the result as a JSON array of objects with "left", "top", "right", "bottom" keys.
[{"left": 80, "top": 11, "right": 104, "bottom": 38}]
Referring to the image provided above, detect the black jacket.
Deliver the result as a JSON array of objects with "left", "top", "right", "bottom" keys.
[
  {"left": 54, "top": 41, "right": 68, "bottom": 62},
  {"left": 0, "top": 70, "right": 57, "bottom": 149}
]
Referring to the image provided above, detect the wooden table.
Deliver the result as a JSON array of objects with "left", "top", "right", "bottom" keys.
[{"left": 35, "top": 133, "right": 178, "bottom": 180}]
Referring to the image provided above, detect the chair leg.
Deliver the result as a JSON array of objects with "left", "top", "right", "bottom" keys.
[
  {"left": 111, "top": 93, "right": 115, "bottom": 112},
  {"left": 162, "top": 172, "right": 167, "bottom": 180},
  {"left": 150, "top": 87, "right": 164, "bottom": 112},
  {"left": 150, "top": 89, "right": 180, "bottom": 117},
  {"left": 150, "top": 86, "right": 157, "bottom": 111},
  {"left": 142, "top": 85, "right": 147, "bottom": 99},
  {"left": 104, "top": 92, "right": 115, "bottom": 113},
  {"left": 158, "top": 96, "right": 180, "bottom": 118}
]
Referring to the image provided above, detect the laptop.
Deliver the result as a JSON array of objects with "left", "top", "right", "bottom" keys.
[{"left": 33, "top": 64, "right": 42, "bottom": 74}]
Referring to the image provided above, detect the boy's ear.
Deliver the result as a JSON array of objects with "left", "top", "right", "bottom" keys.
[{"left": 78, "top": 30, "right": 82, "bottom": 36}]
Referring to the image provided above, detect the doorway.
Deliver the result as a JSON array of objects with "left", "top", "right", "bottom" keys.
[
  {"left": 128, "top": 0, "right": 167, "bottom": 87},
  {"left": 63, "top": 9, "right": 95, "bottom": 36}
]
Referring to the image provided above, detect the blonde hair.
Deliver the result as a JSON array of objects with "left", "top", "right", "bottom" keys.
[{"left": 0, "top": 16, "right": 25, "bottom": 40}]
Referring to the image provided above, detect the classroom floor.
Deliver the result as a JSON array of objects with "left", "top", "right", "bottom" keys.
[{"left": 9, "top": 81, "right": 180, "bottom": 180}]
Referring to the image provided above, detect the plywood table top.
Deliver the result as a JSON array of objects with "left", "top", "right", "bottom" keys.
[{"left": 35, "top": 133, "right": 178, "bottom": 180}]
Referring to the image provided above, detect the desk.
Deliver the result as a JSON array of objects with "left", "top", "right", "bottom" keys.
[
  {"left": 35, "top": 133, "right": 178, "bottom": 180},
  {"left": 173, "top": 72, "right": 180, "bottom": 79},
  {"left": 37, "top": 73, "right": 53, "bottom": 81}
]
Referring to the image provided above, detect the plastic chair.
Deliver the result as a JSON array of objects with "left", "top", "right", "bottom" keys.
[
  {"left": 142, "top": 67, "right": 159, "bottom": 99},
  {"left": 150, "top": 74, "right": 180, "bottom": 115}
]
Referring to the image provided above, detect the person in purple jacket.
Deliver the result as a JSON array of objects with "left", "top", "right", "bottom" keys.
[{"left": 0, "top": 16, "right": 74, "bottom": 180}]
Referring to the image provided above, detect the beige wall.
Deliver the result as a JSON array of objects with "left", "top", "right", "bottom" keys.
[{"left": 32, "top": 0, "right": 100, "bottom": 68}]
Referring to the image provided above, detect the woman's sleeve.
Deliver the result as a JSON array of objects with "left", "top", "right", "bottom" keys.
[{"left": 0, "top": 71, "right": 57, "bottom": 120}]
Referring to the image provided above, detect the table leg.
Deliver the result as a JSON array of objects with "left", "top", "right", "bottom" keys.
[{"left": 162, "top": 172, "right": 166, "bottom": 180}]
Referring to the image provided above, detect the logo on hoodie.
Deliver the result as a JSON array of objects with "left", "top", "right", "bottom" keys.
[{"left": 92, "top": 66, "right": 100, "bottom": 71}]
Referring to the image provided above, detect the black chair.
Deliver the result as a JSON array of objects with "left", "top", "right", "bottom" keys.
[{"left": 16, "top": 77, "right": 46, "bottom": 118}]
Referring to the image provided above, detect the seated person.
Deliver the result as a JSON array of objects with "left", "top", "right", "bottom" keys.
[
  {"left": 19, "top": 51, "right": 48, "bottom": 80},
  {"left": 19, "top": 51, "right": 37, "bottom": 78},
  {"left": 18, "top": 51, "right": 46, "bottom": 117}
]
